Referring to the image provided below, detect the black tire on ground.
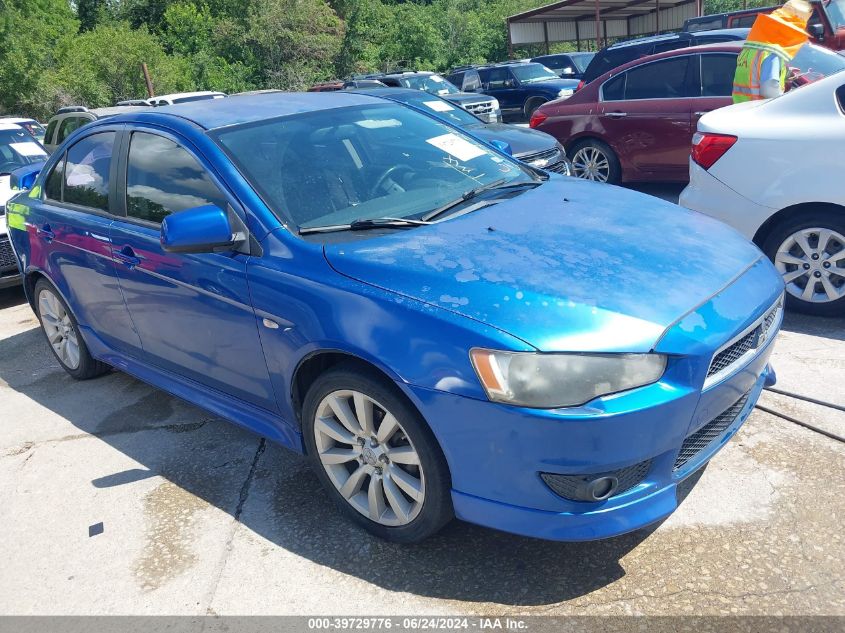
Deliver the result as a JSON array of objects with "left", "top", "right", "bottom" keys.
[
  {"left": 302, "top": 362, "right": 453, "bottom": 543},
  {"left": 33, "top": 278, "right": 111, "bottom": 379},
  {"left": 568, "top": 138, "right": 622, "bottom": 185},
  {"left": 524, "top": 97, "right": 548, "bottom": 121},
  {"left": 761, "top": 210, "right": 845, "bottom": 317}
]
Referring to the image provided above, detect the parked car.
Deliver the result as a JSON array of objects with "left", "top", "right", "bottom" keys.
[
  {"left": 148, "top": 91, "right": 227, "bottom": 106},
  {"left": 530, "top": 42, "right": 845, "bottom": 184},
  {"left": 43, "top": 106, "right": 148, "bottom": 153},
  {"left": 471, "top": 62, "right": 580, "bottom": 120},
  {"left": 6, "top": 92, "right": 784, "bottom": 543},
  {"left": 308, "top": 80, "right": 345, "bottom": 92},
  {"left": 0, "top": 122, "right": 48, "bottom": 289},
  {"left": 683, "top": 6, "right": 776, "bottom": 32},
  {"left": 363, "top": 71, "right": 502, "bottom": 123},
  {"left": 808, "top": 0, "right": 845, "bottom": 50},
  {"left": 530, "top": 52, "right": 596, "bottom": 79},
  {"left": 680, "top": 71, "right": 845, "bottom": 316},
  {"left": 115, "top": 99, "right": 152, "bottom": 106},
  {"left": 342, "top": 79, "right": 388, "bottom": 90},
  {"left": 357, "top": 88, "right": 571, "bottom": 175},
  {"left": 0, "top": 117, "right": 47, "bottom": 143},
  {"left": 579, "top": 28, "right": 750, "bottom": 88}
]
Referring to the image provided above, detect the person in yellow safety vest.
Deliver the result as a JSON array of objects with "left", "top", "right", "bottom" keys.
[{"left": 732, "top": 0, "right": 812, "bottom": 103}]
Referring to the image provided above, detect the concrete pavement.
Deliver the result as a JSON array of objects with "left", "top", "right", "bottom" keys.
[{"left": 0, "top": 285, "right": 843, "bottom": 616}]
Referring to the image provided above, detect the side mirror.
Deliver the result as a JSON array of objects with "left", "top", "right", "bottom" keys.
[
  {"left": 160, "top": 205, "right": 243, "bottom": 254},
  {"left": 808, "top": 23, "right": 825, "bottom": 39},
  {"left": 489, "top": 139, "right": 513, "bottom": 156},
  {"left": 504, "top": 79, "right": 517, "bottom": 88},
  {"left": 10, "top": 161, "right": 45, "bottom": 191}
]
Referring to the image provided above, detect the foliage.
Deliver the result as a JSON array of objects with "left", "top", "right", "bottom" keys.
[{"left": 0, "top": 0, "right": 778, "bottom": 120}]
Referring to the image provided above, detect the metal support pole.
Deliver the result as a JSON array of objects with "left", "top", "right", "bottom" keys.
[
  {"left": 543, "top": 21, "right": 550, "bottom": 55},
  {"left": 656, "top": 0, "right": 661, "bottom": 34},
  {"left": 141, "top": 63, "right": 154, "bottom": 98},
  {"left": 507, "top": 19, "right": 514, "bottom": 59},
  {"left": 576, "top": 20, "right": 581, "bottom": 50},
  {"left": 594, "top": 0, "right": 601, "bottom": 49}
]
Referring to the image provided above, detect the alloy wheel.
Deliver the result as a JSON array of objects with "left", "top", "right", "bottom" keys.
[
  {"left": 38, "top": 288, "right": 81, "bottom": 370},
  {"left": 774, "top": 227, "right": 845, "bottom": 304},
  {"left": 313, "top": 390, "right": 425, "bottom": 526},
  {"left": 571, "top": 146, "right": 610, "bottom": 182}
]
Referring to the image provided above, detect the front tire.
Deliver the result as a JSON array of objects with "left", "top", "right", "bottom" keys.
[
  {"left": 524, "top": 97, "right": 548, "bottom": 121},
  {"left": 569, "top": 139, "right": 621, "bottom": 184},
  {"left": 302, "top": 363, "right": 453, "bottom": 543},
  {"left": 762, "top": 211, "right": 845, "bottom": 316},
  {"left": 34, "top": 278, "right": 110, "bottom": 379}
]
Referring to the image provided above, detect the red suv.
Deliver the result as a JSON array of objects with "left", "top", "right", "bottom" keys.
[{"left": 530, "top": 42, "right": 845, "bottom": 184}]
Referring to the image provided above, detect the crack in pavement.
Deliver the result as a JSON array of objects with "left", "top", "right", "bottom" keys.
[{"left": 202, "top": 437, "right": 267, "bottom": 617}]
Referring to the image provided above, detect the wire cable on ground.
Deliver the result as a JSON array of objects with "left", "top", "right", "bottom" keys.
[
  {"left": 755, "top": 403, "right": 845, "bottom": 444},
  {"left": 763, "top": 387, "right": 845, "bottom": 414}
]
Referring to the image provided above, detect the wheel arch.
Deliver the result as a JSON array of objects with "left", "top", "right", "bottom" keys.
[{"left": 753, "top": 202, "right": 845, "bottom": 247}]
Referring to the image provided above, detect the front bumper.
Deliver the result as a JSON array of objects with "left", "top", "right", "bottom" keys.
[{"left": 680, "top": 161, "right": 777, "bottom": 241}]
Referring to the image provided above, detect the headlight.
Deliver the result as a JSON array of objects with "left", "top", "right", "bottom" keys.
[
  {"left": 558, "top": 89, "right": 574, "bottom": 98},
  {"left": 490, "top": 98, "right": 501, "bottom": 112},
  {"left": 470, "top": 349, "right": 667, "bottom": 409}
]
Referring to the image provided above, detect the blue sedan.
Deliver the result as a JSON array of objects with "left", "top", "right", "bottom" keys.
[{"left": 6, "top": 92, "right": 784, "bottom": 543}]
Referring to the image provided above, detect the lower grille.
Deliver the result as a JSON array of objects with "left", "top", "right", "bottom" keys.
[
  {"left": 0, "top": 235, "right": 17, "bottom": 270},
  {"left": 462, "top": 100, "right": 497, "bottom": 121},
  {"left": 542, "top": 458, "right": 652, "bottom": 502},
  {"left": 673, "top": 391, "right": 751, "bottom": 471}
]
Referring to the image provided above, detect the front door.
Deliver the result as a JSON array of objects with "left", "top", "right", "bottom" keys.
[
  {"left": 599, "top": 55, "right": 694, "bottom": 180},
  {"left": 109, "top": 128, "right": 277, "bottom": 412}
]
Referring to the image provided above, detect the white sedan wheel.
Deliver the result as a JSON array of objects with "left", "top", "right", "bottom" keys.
[{"left": 774, "top": 227, "right": 845, "bottom": 304}]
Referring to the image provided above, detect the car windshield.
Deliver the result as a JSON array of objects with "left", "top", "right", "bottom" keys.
[
  {"left": 15, "top": 120, "right": 46, "bottom": 139},
  {"left": 825, "top": 0, "right": 845, "bottom": 28},
  {"left": 790, "top": 42, "right": 845, "bottom": 78},
  {"left": 511, "top": 64, "right": 560, "bottom": 83},
  {"left": 399, "top": 74, "right": 461, "bottom": 96},
  {"left": 213, "top": 104, "right": 532, "bottom": 232},
  {"left": 0, "top": 128, "right": 48, "bottom": 172},
  {"left": 570, "top": 53, "right": 596, "bottom": 72}
]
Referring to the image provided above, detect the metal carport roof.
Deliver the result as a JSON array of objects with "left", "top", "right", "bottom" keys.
[{"left": 507, "top": 0, "right": 703, "bottom": 53}]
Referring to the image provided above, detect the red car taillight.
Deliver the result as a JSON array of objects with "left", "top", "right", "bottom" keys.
[
  {"left": 529, "top": 110, "right": 547, "bottom": 128},
  {"left": 576, "top": 80, "right": 585, "bottom": 92},
  {"left": 691, "top": 132, "right": 737, "bottom": 170}
]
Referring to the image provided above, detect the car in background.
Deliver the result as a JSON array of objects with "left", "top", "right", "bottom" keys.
[
  {"left": 680, "top": 72, "right": 845, "bottom": 316},
  {"left": 683, "top": 6, "right": 775, "bottom": 32},
  {"left": 808, "top": 0, "right": 845, "bottom": 50},
  {"left": 309, "top": 80, "right": 345, "bottom": 92},
  {"left": 579, "top": 28, "right": 750, "bottom": 88},
  {"left": 5, "top": 92, "right": 784, "bottom": 543},
  {"left": 530, "top": 42, "right": 845, "bottom": 184},
  {"left": 357, "top": 88, "right": 571, "bottom": 175},
  {"left": 0, "top": 117, "right": 47, "bottom": 143},
  {"left": 472, "top": 62, "right": 580, "bottom": 120},
  {"left": 43, "top": 106, "right": 149, "bottom": 153},
  {"left": 363, "top": 71, "right": 502, "bottom": 123},
  {"left": 530, "top": 52, "right": 596, "bottom": 79},
  {"left": 342, "top": 79, "right": 388, "bottom": 90},
  {"left": 148, "top": 91, "right": 227, "bottom": 106},
  {"left": 115, "top": 99, "right": 152, "bottom": 106},
  {"left": 1, "top": 122, "right": 48, "bottom": 289}
]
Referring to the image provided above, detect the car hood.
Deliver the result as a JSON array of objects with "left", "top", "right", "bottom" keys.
[
  {"left": 323, "top": 178, "right": 764, "bottom": 353},
  {"left": 467, "top": 123, "right": 557, "bottom": 157}
]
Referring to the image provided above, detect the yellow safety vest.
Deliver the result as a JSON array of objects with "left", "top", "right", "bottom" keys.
[{"left": 732, "top": 41, "right": 790, "bottom": 103}]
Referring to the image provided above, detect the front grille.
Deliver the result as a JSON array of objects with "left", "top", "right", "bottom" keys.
[
  {"left": 0, "top": 236, "right": 16, "bottom": 270},
  {"left": 545, "top": 160, "right": 571, "bottom": 175},
  {"left": 673, "top": 391, "right": 750, "bottom": 471},
  {"left": 705, "top": 297, "right": 783, "bottom": 386},
  {"left": 462, "top": 100, "right": 497, "bottom": 121},
  {"left": 521, "top": 147, "right": 560, "bottom": 165},
  {"left": 541, "top": 458, "right": 652, "bottom": 502}
]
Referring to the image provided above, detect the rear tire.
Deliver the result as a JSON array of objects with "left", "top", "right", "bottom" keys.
[
  {"left": 302, "top": 363, "right": 453, "bottom": 543},
  {"left": 761, "top": 210, "right": 845, "bottom": 316},
  {"left": 34, "top": 278, "right": 110, "bottom": 379},
  {"left": 569, "top": 139, "right": 621, "bottom": 185}
]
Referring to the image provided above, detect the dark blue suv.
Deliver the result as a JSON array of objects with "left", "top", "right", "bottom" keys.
[{"left": 474, "top": 62, "right": 580, "bottom": 120}]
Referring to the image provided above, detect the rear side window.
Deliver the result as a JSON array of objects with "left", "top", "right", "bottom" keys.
[
  {"left": 700, "top": 54, "right": 738, "bottom": 97},
  {"left": 126, "top": 132, "right": 227, "bottom": 224},
  {"left": 732, "top": 14, "right": 758, "bottom": 27},
  {"left": 63, "top": 132, "right": 115, "bottom": 211},
  {"left": 483, "top": 67, "right": 510, "bottom": 89},
  {"left": 623, "top": 57, "right": 691, "bottom": 100},
  {"left": 602, "top": 74, "right": 626, "bottom": 101},
  {"left": 45, "top": 120, "right": 58, "bottom": 144}
]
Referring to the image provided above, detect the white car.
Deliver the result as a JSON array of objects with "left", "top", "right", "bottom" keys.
[
  {"left": 1, "top": 123, "right": 48, "bottom": 289},
  {"left": 0, "top": 117, "right": 47, "bottom": 143},
  {"left": 680, "top": 72, "right": 845, "bottom": 316},
  {"left": 148, "top": 91, "right": 227, "bottom": 106}
]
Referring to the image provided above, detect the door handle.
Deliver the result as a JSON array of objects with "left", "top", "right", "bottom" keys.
[
  {"left": 606, "top": 111, "right": 627, "bottom": 118},
  {"left": 113, "top": 246, "right": 141, "bottom": 268},
  {"left": 37, "top": 225, "right": 55, "bottom": 242}
]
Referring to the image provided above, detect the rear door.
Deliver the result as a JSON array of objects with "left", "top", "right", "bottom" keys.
[
  {"left": 690, "top": 52, "right": 738, "bottom": 128},
  {"left": 598, "top": 55, "right": 695, "bottom": 180},
  {"left": 108, "top": 127, "right": 277, "bottom": 412}
]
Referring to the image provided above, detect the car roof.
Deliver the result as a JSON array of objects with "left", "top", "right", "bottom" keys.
[
  {"left": 0, "top": 122, "right": 24, "bottom": 131},
  {"left": 595, "top": 42, "right": 743, "bottom": 83},
  {"left": 114, "top": 91, "right": 388, "bottom": 130},
  {"left": 153, "top": 91, "right": 227, "bottom": 100},
  {"left": 0, "top": 117, "right": 36, "bottom": 124},
  {"left": 90, "top": 106, "right": 150, "bottom": 117}
]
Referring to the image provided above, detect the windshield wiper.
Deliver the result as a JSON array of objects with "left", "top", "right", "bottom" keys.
[
  {"left": 299, "top": 217, "right": 431, "bottom": 235},
  {"left": 421, "top": 179, "right": 540, "bottom": 222}
]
